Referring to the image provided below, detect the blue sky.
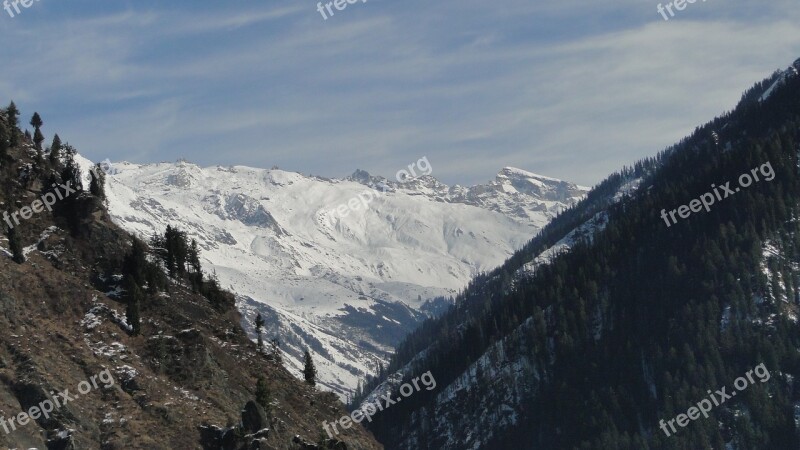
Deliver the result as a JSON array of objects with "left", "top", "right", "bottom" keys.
[{"left": 1, "top": 0, "right": 799, "bottom": 186}]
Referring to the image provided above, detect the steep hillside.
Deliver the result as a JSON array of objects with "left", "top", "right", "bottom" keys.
[
  {"left": 95, "top": 157, "right": 587, "bottom": 397},
  {"left": 358, "top": 58, "right": 800, "bottom": 449},
  {"left": 0, "top": 107, "right": 381, "bottom": 449}
]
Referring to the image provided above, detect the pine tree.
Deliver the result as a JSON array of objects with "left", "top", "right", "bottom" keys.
[
  {"left": 303, "top": 350, "right": 317, "bottom": 387},
  {"left": 30, "top": 112, "right": 43, "bottom": 154},
  {"left": 188, "top": 239, "right": 201, "bottom": 274},
  {"left": 121, "top": 236, "right": 167, "bottom": 295},
  {"left": 33, "top": 128, "right": 44, "bottom": 152},
  {"left": 187, "top": 239, "right": 202, "bottom": 292},
  {"left": 5, "top": 102, "right": 18, "bottom": 147},
  {"left": 0, "top": 119, "right": 8, "bottom": 158},
  {"left": 163, "top": 226, "right": 176, "bottom": 276},
  {"left": 255, "top": 376, "right": 271, "bottom": 411},
  {"left": 255, "top": 313, "right": 265, "bottom": 352},
  {"left": 49, "top": 134, "right": 61, "bottom": 166},
  {"left": 7, "top": 226, "right": 24, "bottom": 264},
  {"left": 6, "top": 102, "right": 19, "bottom": 126},
  {"left": 156, "top": 225, "right": 189, "bottom": 279},
  {"left": 29, "top": 112, "right": 42, "bottom": 129},
  {"left": 123, "top": 238, "right": 149, "bottom": 286},
  {"left": 60, "top": 145, "right": 83, "bottom": 192}
]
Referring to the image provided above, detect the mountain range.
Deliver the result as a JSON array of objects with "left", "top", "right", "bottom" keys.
[{"left": 91, "top": 159, "right": 587, "bottom": 397}]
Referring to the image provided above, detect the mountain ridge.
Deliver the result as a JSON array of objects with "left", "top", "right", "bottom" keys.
[
  {"left": 355, "top": 58, "right": 800, "bottom": 449},
  {"left": 89, "top": 157, "right": 588, "bottom": 398}
]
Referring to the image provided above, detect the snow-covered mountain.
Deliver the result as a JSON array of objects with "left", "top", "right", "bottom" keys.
[
  {"left": 85, "top": 156, "right": 588, "bottom": 397},
  {"left": 357, "top": 172, "right": 643, "bottom": 448}
]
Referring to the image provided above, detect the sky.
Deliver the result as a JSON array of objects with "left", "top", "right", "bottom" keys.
[{"left": 0, "top": 0, "right": 799, "bottom": 187}]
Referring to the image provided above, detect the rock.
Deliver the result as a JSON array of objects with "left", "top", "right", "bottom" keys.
[
  {"left": 198, "top": 424, "right": 225, "bottom": 449},
  {"left": 46, "top": 429, "right": 75, "bottom": 450},
  {"left": 241, "top": 400, "right": 267, "bottom": 433},
  {"left": 220, "top": 427, "right": 239, "bottom": 450}
]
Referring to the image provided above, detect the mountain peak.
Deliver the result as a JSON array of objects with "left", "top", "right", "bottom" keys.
[{"left": 498, "top": 166, "right": 563, "bottom": 182}]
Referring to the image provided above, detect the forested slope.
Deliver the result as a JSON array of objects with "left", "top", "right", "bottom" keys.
[{"left": 357, "top": 59, "right": 800, "bottom": 449}]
